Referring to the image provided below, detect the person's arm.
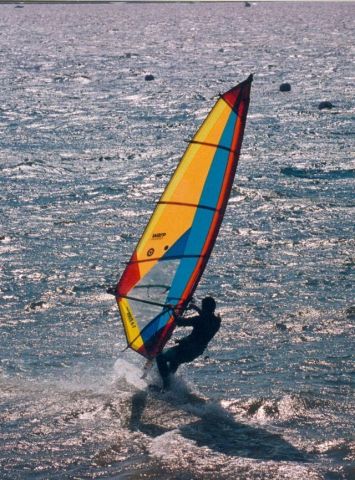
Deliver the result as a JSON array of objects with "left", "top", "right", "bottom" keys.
[
  {"left": 187, "top": 303, "right": 202, "bottom": 315},
  {"left": 175, "top": 314, "right": 199, "bottom": 327},
  {"left": 168, "top": 303, "right": 199, "bottom": 327}
]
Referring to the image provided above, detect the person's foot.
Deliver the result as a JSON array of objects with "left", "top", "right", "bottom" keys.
[
  {"left": 162, "top": 375, "right": 171, "bottom": 390},
  {"left": 148, "top": 384, "right": 164, "bottom": 393}
]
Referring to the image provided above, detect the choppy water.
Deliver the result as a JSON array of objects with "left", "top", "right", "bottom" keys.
[{"left": 0, "top": 2, "right": 354, "bottom": 479}]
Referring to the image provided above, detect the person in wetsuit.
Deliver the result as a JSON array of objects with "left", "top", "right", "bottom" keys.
[{"left": 156, "top": 296, "right": 221, "bottom": 389}]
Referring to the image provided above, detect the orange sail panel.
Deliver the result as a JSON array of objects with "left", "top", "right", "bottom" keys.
[{"left": 116, "top": 75, "right": 253, "bottom": 359}]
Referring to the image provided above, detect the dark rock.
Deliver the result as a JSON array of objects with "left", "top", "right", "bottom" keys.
[
  {"left": 276, "top": 322, "right": 287, "bottom": 331},
  {"left": 318, "top": 101, "right": 333, "bottom": 110},
  {"left": 145, "top": 74, "right": 155, "bottom": 81},
  {"left": 26, "top": 301, "right": 45, "bottom": 311},
  {"left": 275, "top": 323, "right": 287, "bottom": 332},
  {"left": 280, "top": 83, "right": 291, "bottom": 92}
]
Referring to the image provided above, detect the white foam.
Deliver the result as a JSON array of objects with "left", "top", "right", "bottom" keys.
[
  {"left": 149, "top": 430, "right": 195, "bottom": 459},
  {"left": 112, "top": 356, "right": 147, "bottom": 390}
]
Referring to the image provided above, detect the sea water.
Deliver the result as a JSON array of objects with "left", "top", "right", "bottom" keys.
[{"left": 0, "top": 2, "right": 354, "bottom": 479}]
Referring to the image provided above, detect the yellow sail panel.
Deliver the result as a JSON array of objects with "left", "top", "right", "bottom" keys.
[
  {"left": 159, "top": 100, "right": 233, "bottom": 206},
  {"left": 162, "top": 143, "right": 216, "bottom": 205},
  {"left": 194, "top": 99, "right": 232, "bottom": 145},
  {"left": 118, "top": 298, "right": 144, "bottom": 351},
  {"left": 135, "top": 202, "right": 196, "bottom": 279}
]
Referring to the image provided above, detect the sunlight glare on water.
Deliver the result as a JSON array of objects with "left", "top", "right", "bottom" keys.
[{"left": 0, "top": 2, "right": 354, "bottom": 479}]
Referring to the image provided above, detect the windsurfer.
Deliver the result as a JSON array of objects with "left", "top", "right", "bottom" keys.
[{"left": 156, "top": 296, "right": 221, "bottom": 389}]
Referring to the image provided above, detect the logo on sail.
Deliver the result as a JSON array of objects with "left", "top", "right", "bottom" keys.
[{"left": 152, "top": 232, "right": 166, "bottom": 240}]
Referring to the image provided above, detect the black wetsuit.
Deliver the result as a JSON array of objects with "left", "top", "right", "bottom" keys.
[{"left": 156, "top": 311, "right": 221, "bottom": 388}]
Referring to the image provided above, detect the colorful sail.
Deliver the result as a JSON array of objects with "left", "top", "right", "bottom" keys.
[{"left": 116, "top": 75, "right": 253, "bottom": 359}]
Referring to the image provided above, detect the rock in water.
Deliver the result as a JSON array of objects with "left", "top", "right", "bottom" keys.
[
  {"left": 346, "top": 305, "right": 355, "bottom": 320},
  {"left": 318, "top": 101, "right": 333, "bottom": 110},
  {"left": 280, "top": 83, "right": 291, "bottom": 92},
  {"left": 145, "top": 74, "right": 155, "bottom": 81},
  {"left": 276, "top": 322, "right": 288, "bottom": 331}
]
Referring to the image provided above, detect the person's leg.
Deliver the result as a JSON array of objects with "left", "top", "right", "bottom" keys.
[
  {"left": 156, "top": 347, "right": 179, "bottom": 389},
  {"left": 165, "top": 346, "right": 201, "bottom": 380},
  {"left": 169, "top": 346, "right": 201, "bottom": 374},
  {"left": 156, "top": 352, "right": 169, "bottom": 381},
  {"left": 168, "top": 359, "right": 180, "bottom": 375}
]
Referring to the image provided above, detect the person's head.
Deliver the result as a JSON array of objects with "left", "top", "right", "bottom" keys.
[{"left": 201, "top": 296, "right": 216, "bottom": 313}]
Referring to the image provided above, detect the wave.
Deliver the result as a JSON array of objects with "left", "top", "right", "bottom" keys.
[{"left": 281, "top": 166, "right": 355, "bottom": 180}]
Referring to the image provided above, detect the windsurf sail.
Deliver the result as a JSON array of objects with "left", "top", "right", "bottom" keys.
[{"left": 116, "top": 75, "right": 253, "bottom": 359}]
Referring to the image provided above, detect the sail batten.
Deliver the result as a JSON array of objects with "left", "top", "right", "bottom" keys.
[
  {"left": 116, "top": 75, "right": 253, "bottom": 359},
  {"left": 127, "top": 253, "right": 207, "bottom": 265},
  {"left": 188, "top": 139, "right": 238, "bottom": 154},
  {"left": 158, "top": 200, "right": 221, "bottom": 212}
]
